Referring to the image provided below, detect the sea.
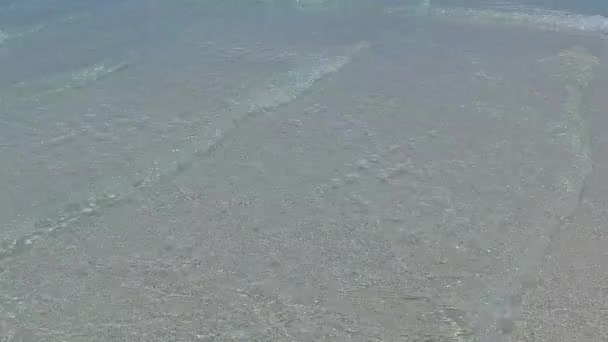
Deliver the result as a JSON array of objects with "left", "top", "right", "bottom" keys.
[{"left": 1, "top": 1, "right": 607, "bottom": 341}]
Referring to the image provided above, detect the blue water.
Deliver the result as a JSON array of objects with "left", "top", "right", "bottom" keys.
[
  {"left": 515, "top": 0, "right": 608, "bottom": 16},
  {"left": 435, "top": 0, "right": 608, "bottom": 16},
  {"left": 430, "top": 0, "right": 608, "bottom": 34},
  {"left": 1, "top": 0, "right": 607, "bottom": 341}
]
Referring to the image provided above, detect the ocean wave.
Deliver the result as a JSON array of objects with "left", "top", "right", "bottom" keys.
[
  {"left": 385, "top": 1, "right": 608, "bottom": 34},
  {"left": 567, "top": 13, "right": 608, "bottom": 33},
  {"left": 432, "top": 6, "right": 608, "bottom": 34}
]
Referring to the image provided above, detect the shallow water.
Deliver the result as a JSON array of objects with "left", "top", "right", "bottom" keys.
[
  {"left": 436, "top": 0, "right": 608, "bottom": 16},
  {"left": 1, "top": 1, "right": 607, "bottom": 341}
]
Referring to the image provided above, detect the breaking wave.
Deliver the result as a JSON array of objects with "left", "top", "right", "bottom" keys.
[{"left": 431, "top": 4, "right": 608, "bottom": 34}]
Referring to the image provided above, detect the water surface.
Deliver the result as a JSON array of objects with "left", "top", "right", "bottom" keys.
[{"left": 1, "top": 1, "right": 607, "bottom": 341}]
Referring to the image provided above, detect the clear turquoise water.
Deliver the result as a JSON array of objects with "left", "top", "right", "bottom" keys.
[
  {"left": 1, "top": 1, "right": 607, "bottom": 341},
  {"left": 435, "top": 0, "right": 608, "bottom": 16},
  {"left": 515, "top": 0, "right": 608, "bottom": 15}
]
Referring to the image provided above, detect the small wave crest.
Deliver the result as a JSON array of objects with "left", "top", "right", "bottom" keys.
[
  {"left": 566, "top": 13, "right": 608, "bottom": 33},
  {"left": 431, "top": 5, "right": 608, "bottom": 34}
]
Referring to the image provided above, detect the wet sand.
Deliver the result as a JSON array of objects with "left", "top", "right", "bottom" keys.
[
  {"left": 514, "top": 39, "right": 608, "bottom": 342},
  {"left": 1, "top": 2, "right": 607, "bottom": 341}
]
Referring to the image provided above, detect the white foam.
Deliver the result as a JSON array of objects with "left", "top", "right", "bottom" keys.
[
  {"left": 568, "top": 14, "right": 608, "bottom": 33},
  {"left": 433, "top": 5, "right": 608, "bottom": 34}
]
